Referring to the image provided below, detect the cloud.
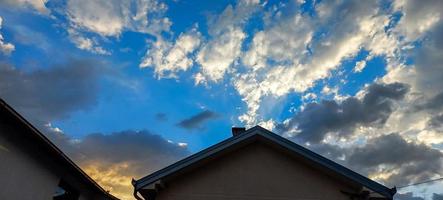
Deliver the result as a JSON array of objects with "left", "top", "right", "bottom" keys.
[
  {"left": 177, "top": 110, "right": 219, "bottom": 130},
  {"left": 194, "top": 0, "right": 261, "bottom": 84},
  {"left": 393, "top": 0, "right": 443, "bottom": 41},
  {"left": 195, "top": 26, "right": 245, "bottom": 83},
  {"left": 308, "top": 143, "right": 345, "bottom": 161},
  {"left": 418, "top": 91, "right": 443, "bottom": 111},
  {"left": 278, "top": 82, "right": 409, "bottom": 143},
  {"left": 395, "top": 193, "right": 443, "bottom": 200},
  {"left": 379, "top": 19, "right": 443, "bottom": 146},
  {"left": 0, "top": 0, "right": 49, "bottom": 14},
  {"left": 41, "top": 126, "right": 189, "bottom": 200},
  {"left": 66, "top": 0, "right": 169, "bottom": 37},
  {"left": 0, "top": 58, "right": 105, "bottom": 122},
  {"left": 347, "top": 133, "right": 443, "bottom": 186},
  {"left": 374, "top": 0, "right": 443, "bottom": 149},
  {"left": 135, "top": 0, "right": 411, "bottom": 125},
  {"left": 434, "top": 194, "right": 443, "bottom": 200},
  {"left": 353, "top": 60, "right": 367, "bottom": 73},
  {"left": 2, "top": 0, "right": 441, "bottom": 197},
  {"left": 76, "top": 130, "right": 188, "bottom": 164},
  {"left": 77, "top": 131, "right": 188, "bottom": 199},
  {"left": 67, "top": 28, "right": 110, "bottom": 55},
  {"left": 0, "top": 17, "right": 15, "bottom": 55},
  {"left": 65, "top": 0, "right": 170, "bottom": 54},
  {"left": 241, "top": 2, "right": 314, "bottom": 71},
  {"left": 428, "top": 114, "right": 443, "bottom": 130},
  {"left": 382, "top": 1, "right": 443, "bottom": 96},
  {"left": 234, "top": 0, "right": 400, "bottom": 125},
  {"left": 306, "top": 133, "right": 443, "bottom": 190},
  {"left": 8, "top": 23, "right": 52, "bottom": 51},
  {"left": 395, "top": 192, "right": 424, "bottom": 200},
  {"left": 155, "top": 113, "right": 167, "bottom": 121},
  {"left": 410, "top": 24, "right": 443, "bottom": 96},
  {"left": 140, "top": 27, "right": 202, "bottom": 78},
  {"left": 133, "top": 0, "right": 271, "bottom": 81}
]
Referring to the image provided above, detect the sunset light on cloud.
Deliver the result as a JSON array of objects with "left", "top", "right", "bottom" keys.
[{"left": 1, "top": 0, "right": 443, "bottom": 199}]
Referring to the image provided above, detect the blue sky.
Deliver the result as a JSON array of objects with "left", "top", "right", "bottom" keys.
[{"left": 1, "top": 0, "right": 443, "bottom": 199}]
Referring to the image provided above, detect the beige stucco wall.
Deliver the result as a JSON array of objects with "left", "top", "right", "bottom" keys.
[
  {"left": 154, "top": 142, "right": 359, "bottom": 200},
  {"left": 0, "top": 116, "right": 112, "bottom": 200},
  {"left": 0, "top": 130, "right": 60, "bottom": 200}
]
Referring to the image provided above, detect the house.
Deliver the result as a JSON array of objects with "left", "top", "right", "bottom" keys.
[
  {"left": 0, "top": 99, "right": 118, "bottom": 200},
  {"left": 132, "top": 127, "right": 397, "bottom": 200}
]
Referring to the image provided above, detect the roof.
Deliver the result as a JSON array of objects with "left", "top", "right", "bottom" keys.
[
  {"left": 133, "top": 126, "right": 396, "bottom": 199},
  {"left": 0, "top": 98, "right": 119, "bottom": 200}
]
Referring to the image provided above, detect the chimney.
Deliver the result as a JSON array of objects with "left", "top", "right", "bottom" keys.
[{"left": 232, "top": 127, "right": 246, "bottom": 137}]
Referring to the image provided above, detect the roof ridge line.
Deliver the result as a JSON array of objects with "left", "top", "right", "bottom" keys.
[
  {"left": 134, "top": 125, "right": 394, "bottom": 199},
  {"left": 134, "top": 126, "right": 263, "bottom": 188},
  {"left": 0, "top": 99, "right": 118, "bottom": 199}
]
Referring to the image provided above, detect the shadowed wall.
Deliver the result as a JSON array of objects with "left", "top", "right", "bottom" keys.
[{"left": 153, "top": 142, "right": 360, "bottom": 200}]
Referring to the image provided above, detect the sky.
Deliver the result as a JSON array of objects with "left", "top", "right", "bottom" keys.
[{"left": 0, "top": 0, "right": 443, "bottom": 199}]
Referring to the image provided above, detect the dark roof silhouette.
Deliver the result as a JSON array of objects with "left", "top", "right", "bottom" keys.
[
  {"left": 133, "top": 126, "right": 396, "bottom": 199},
  {"left": 0, "top": 98, "right": 119, "bottom": 200}
]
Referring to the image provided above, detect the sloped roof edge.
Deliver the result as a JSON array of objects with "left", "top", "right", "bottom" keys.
[
  {"left": 133, "top": 126, "right": 395, "bottom": 198},
  {"left": 0, "top": 98, "right": 119, "bottom": 200}
]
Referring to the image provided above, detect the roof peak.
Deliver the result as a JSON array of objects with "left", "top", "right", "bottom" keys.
[{"left": 133, "top": 126, "right": 394, "bottom": 199}]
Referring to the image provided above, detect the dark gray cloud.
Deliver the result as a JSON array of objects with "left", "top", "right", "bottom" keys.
[
  {"left": 395, "top": 192, "right": 424, "bottom": 200},
  {"left": 155, "top": 112, "right": 168, "bottom": 121},
  {"left": 41, "top": 126, "right": 189, "bottom": 198},
  {"left": 0, "top": 50, "right": 183, "bottom": 198},
  {"left": 405, "top": 22, "right": 443, "bottom": 134},
  {"left": 76, "top": 130, "right": 189, "bottom": 173},
  {"left": 76, "top": 130, "right": 188, "bottom": 197},
  {"left": 395, "top": 193, "right": 443, "bottom": 200},
  {"left": 415, "top": 92, "right": 443, "bottom": 112},
  {"left": 425, "top": 92, "right": 443, "bottom": 110},
  {"left": 308, "top": 143, "right": 345, "bottom": 162},
  {"left": 0, "top": 59, "right": 105, "bottom": 122},
  {"left": 304, "top": 133, "right": 443, "bottom": 188},
  {"left": 428, "top": 114, "right": 443, "bottom": 129},
  {"left": 346, "top": 133, "right": 443, "bottom": 186},
  {"left": 414, "top": 91, "right": 443, "bottom": 132},
  {"left": 412, "top": 22, "right": 443, "bottom": 95},
  {"left": 279, "top": 82, "right": 409, "bottom": 143},
  {"left": 434, "top": 194, "right": 443, "bottom": 200},
  {"left": 41, "top": 127, "right": 189, "bottom": 175},
  {"left": 177, "top": 110, "right": 219, "bottom": 130}
]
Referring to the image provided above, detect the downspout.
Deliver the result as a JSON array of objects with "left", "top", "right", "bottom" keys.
[
  {"left": 389, "top": 187, "right": 397, "bottom": 200},
  {"left": 132, "top": 178, "right": 144, "bottom": 200},
  {"left": 133, "top": 189, "right": 144, "bottom": 200}
]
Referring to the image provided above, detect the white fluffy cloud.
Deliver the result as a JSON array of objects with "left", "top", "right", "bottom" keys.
[
  {"left": 242, "top": 9, "right": 313, "bottom": 71},
  {"left": 139, "top": 0, "right": 410, "bottom": 125},
  {"left": 67, "top": 28, "right": 110, "bottom": 55},
  {"left": 195, "top": 0, "right": 261, "bottom": 84},
  {"left": 312, "top": 2, "right": 443, "bottom": 193},
  {"left": 66, "top": 0, "right": 169, "bottom": 37},
  {"left": 353, "top": 60, "right": 367, "bottom": 73},
  {"left": 140, "top": 27, "right": 202, "bottom": 78},
  {"left": 196, "top": 27, "right": 245, "bottom": 83},
  {"left": 393, "top": 0, "right": 442, "bottom": 41},
  {"left": 133, "top": 0, "right": 443, "bottom": 135},
  {"left": 3, "top": 0, "right": 443, "bottom": 195},
  {"left": 65, "top": 0, "right": 171, "bottom": 54},
  {"left": 0, "top": 17, "right": 15, "bottom": 55},
  {"left": 376, "top": 0, "right": 443, "bottom": 147},
  {"left": 138, "top": 0, "right": 261, "bottom": 83},
  {"left": 235, "top": 1, "right": 399, "bottom": 125},
  {"left": 383, "top": 0, "right": 443, "bottom": 93},
  {"left": 0, "top": 0, "right": 49, "bottom": 14}
]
